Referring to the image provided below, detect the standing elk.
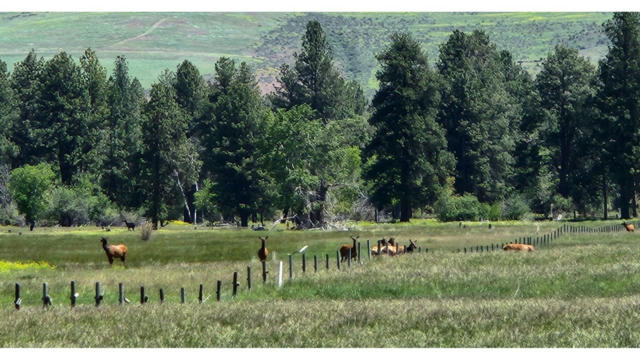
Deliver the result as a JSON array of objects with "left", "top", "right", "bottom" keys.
[
  {"left": 101, "top": 237, "right": 128, "bottom": 266},
  {"left": 258, "top": 236, "right": 269, "bottom": 262}
]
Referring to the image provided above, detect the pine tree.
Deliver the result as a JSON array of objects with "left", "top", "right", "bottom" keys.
[
  {"left": 141, "top": 70, "right": 193, "bottom": 229},
  {"left": 0, "top": 60, "right": 18, "bottom": 165},
  {"left": 597, "top": 12, "right": 640, "bottom": 219},
  {"left": 536, "top": 44, "right": 595, "bottom": 200},
  {"left": 79, "top": 48, "right": 109, "bottom": 177},
  {"left": 202, "top": 58, "right": 265, "bottom": 227},
  {"left": 436, "top": 30, "right": 519, "bottom": 203},
  {"left": 102, "top": 56, "right": 145, "bottom": 209},
  {"left": 174, "top": 60, "right": 206, "bottom": 223},
  {"left": 271, "top": 20, "right": 366, "bottom": 121},
  {"left": 36, "top": 51, "right": 90, "bottom": 185},
  {"left": 365, "top": 32, "right": 454, "bottom": 222},
  {"left": 9, "top": 50, "right": 44, "bottom": 168}
]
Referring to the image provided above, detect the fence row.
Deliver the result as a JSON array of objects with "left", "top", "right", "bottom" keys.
[{"left": 11, "top": 221, "right": 637, "bottom": 309}]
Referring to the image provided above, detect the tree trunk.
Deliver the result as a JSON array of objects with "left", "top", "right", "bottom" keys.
[
  {"left": 621, "top": 182, "right": 631, "bottom": 219},
  {"left": 633, "top": 184, "right": 638, "bottom": 218},
  {"left": 310, "top": 181, "right": 329, "bottom": 226},
  {"left": 603, "top": 173, "right": 608, "bottom": 220},
  {"left": 240, "top": 213, "right": 249, "bottom": 227},
  {"left": 400, "top": 196, "right": 411, "bottom": 222}
]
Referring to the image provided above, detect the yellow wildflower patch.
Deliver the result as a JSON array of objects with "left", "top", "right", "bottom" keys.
[{"left": 0, "top": 260, "right": 55, "bottom": 272}]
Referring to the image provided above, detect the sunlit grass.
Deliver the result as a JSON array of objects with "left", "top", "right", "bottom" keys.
[{"left": 0, "top": 221, "right": 638, "bottom": 346}]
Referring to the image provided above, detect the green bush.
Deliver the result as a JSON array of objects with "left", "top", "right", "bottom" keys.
[
  {"left": 435, "top": 194, "right": 482, "bottom": 222},
  {"left": 502, "top": 194, "right": 531, "bottom": 220},
  {"left": 487, "top": 203, "right": 502, "bottom": 221},
  {"left": 44, "top": 175, "right": 117, "bottom": 226}
]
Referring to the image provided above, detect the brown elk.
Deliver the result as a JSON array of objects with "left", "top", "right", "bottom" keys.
[
  {"left": 340, "top": 236, "right": 359, "bottom": 262},
  {"left": 258, "top": 236, "right": 269, "bottom": 262},
  {"left": 503, "top": 243, "right": 536, "bottom": 252},
  {"left": 101, "top": 237, "right": 128, "bottom": 266}
]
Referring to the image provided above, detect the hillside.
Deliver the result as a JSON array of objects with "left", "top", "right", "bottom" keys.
[{"left": 0, "top": 12, "right": 612, "bottom": 96}]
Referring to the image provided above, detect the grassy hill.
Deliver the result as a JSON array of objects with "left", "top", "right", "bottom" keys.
[{"left": 0, "top": 12, "right": 612, "bottom": 96}]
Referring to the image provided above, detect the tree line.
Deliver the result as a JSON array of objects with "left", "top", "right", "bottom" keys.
[{"left": 0, "top": 12, "right": 639, "bottom": 230}]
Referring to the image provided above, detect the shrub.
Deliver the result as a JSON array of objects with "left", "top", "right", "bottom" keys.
[
  {"left": 487, "top": 203, "right": 502, "bottom": 221},
  {"left": 435, "top": 194, "right": 482, "bottom": 222},
  {"left": 140, "top": 222, "right": 153, "bottom": 241},
  {"left": 8, "top": 163, "right": 55, "bottom": 229},
  {"left": 502, "top": 194, "right": 531, "bottom": 220}
]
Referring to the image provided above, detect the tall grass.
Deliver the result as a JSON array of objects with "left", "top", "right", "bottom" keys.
[{"left": 0, "top": 222, "right": 638, "bottom": 346}]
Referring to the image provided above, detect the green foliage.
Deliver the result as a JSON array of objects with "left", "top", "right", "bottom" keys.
[
  {"left": 597, "top": 12, "right": 640, "bottom": 219},
  {"left": 435, "top": 193, "right": 483, "bottom": 221},
  {"left": 141, "top": 69, "right": 196, "bottom": 228},
  {"left": 9, "top": 50, "right": 44, "bottom": 168},
  {"left": 36, "top": 51, "right": 91, "bottom": 185},
  {"left": 199, "top": 58, "right": 264, "bottom": 226},
  {"left": 8, "top": 163, "right": 55, "bottom": 227},
  {"left": 437, "top": 30, "right": 521, "bottom": 203},
  {"left": 0, "top": 60, "right": 18, "bottom": 164},
  {"left": 271, "top": 20, "right": 366, "bottom": 122},
  {"left": 102, "top": 55, "right": 145, "bottom": 209},
  {"left": 365, "top": 32, "right": 454, "bottom": 222},
  {"left": 501, "top": 194, "right": 531, "bottom": 220},
  {"left": 536, "top": 44, "right": 596, "bottom": 199}
]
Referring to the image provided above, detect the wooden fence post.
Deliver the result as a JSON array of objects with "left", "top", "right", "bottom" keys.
[
  {"left": 367, "top": 240, "right": 371, "bottom": 260},
  {"left": 358, "top": 242, "right": 361, "bottom": 264},
  {"left": 314, "top": 255, "right": 318, "bottom": 273},
  {"left": 278, "top": 261, "right": 283, "bottom": 288},
  {"left": 232, "top": 272, "right": 239, "bottom": 298},
  {"left": 216, "top": 280, "right": 221, "bottom": 301},
  {"left": 71, "top": 281, "right": 78, "bottom": 307},
  {"left": 326, "top": 254, "right": 329, "bottom": 270},
  {"left": 140, "top": 286, "right": 148, "bottom": 304},
  {"left": 247, "top": 266, "right": 252, "bottom": 291},
  {"left": 347, "top": 248, "right": 352, "bottom": 267},
  {"left": 464, "top": 247, "right": 466, "bottom": 254},
  {"left": 118, "top": 282, "right": 123, "bottom": 305},
  {"left": 43, "top": 282, "right": 52, "bottom": 309},
  {"left": 14, "top": 283, "right": 21, "bottom": 310},
  {"left": 302, "top": 253, "right": 306, "bottom": 273},
  {"left": 337, "top": 251, "right": 341, "bottom": 270},
  {"left": 289, "top": 254, "right": 293, "bottom": 279},
  {"left": 199, "top": 284, "right": 204, "bottom": 303},
  {"left": 94, "top": 282, "right": 102, "bottom": 307},
  {"left": 262, "top": 261, "right": 268, "bottom": 283},
  {"left": 418, "top": 247, "right": 422, "bottom": 253},
  {"left": 180, "top": 287, "right": 185, "bottom": 304},
  {"left": 159, "top": 288, "right": 165, "bottom": 304}
]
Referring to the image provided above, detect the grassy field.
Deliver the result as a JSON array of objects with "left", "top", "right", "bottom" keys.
[
  {"left": 0, "top": 220, "right": 639, "bottom": 347},
  {"left": 0, "top": 12, "right": 611, "bottom": 95}
]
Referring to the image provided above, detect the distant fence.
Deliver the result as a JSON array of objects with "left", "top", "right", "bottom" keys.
[{"left": 11, "top": 221, "right": 639, "bottom": 310}]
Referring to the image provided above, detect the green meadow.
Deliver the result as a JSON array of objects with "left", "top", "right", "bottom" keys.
[{"left": 0, "top": 220, "right": 639, "bottom": 347}]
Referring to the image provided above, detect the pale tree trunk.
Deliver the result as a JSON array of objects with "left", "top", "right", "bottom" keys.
[{"left": 172, "top": 168, "right": 193, "bottom": 223}]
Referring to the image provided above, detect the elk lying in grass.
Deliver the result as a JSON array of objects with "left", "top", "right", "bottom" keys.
[
  {"left": 622, "top": 222, "right": 635, "bottom": 232},
  {"left": 372, "top": 238, "right": 398, "bottom": 256},
  {"left": 339, "top": 236, "right": 359, "bottom": 262},
  {"left": 101, "top": 237, "right": 128, "bottom": 266},
  {"left": 258, "top": 236, "right": 269, "bottom": 262},
  {"left": 503, "top": 243, "right": 536, "bottom": 252}
]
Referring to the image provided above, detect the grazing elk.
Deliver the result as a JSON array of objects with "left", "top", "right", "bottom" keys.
[
  {"left": 100, "top": 237, "right": 128, "bottom": 266},
  {"left": 258, "top": 236, "right": 269, "bottom": 262},
  {"left": 124, "top": 221, "right": 136, "bottom": 231}
]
